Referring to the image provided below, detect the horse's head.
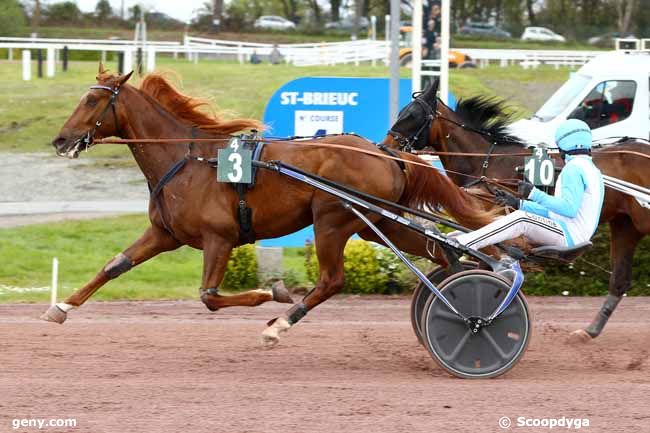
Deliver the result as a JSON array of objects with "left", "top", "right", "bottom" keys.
[
  {"left": 52, "top": 63, "right": 133, "bottom": 158},
  {"left": 386, "top": 79, "right": 440, "bottom": 151}
]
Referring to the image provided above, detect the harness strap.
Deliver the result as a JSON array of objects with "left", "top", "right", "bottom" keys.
[
  {"left": 376, "top": 143, "right": 406, "bottom": 171},
  {"left": 149, "top": 157, "right": 188, "bottom": 236}
]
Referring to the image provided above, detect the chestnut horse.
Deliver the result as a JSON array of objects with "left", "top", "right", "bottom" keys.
[
  {"left": 43, "top": 66, "right": 495, "bottom": 347},
  {"left": 385, "top": 80, "right": 650, "bottom": 342}
]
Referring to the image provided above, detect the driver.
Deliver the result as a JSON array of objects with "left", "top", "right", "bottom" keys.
[{"left": 455, "top": 119, "right": 604, "bottom": 253}]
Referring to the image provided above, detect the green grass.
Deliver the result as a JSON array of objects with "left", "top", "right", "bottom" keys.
[
  {"left": 0, "top": 215, "right": 201, "bottom": 302},
  {"left": 0, "top": 59, "right": 407, "bottom": 155},
  {"left": 0, "top": 58, "right": 571, "bottom": 157},
  {"left": 0, "top": 215, "right": 311, "bottom": 303}
]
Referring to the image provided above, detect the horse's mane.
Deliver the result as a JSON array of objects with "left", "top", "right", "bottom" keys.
[
  {"left": 137, "top": 72, "right": 263, "bottom": 133},
  {"left": 454, "top": 96, "right": 521, "bottom": 146}
]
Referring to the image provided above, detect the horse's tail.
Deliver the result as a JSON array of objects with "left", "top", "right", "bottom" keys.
[{"left": 399, "top": 152, "right": 498, "bottom": 229}]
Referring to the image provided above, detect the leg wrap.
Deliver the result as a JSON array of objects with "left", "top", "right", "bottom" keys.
[
  {"left": 104, "top": 253, "right": 134, "bottom": 279},
  {"left": 205, "top": 287, "right": 220, "bottom": 296},
  {"left": 585, "top": 294, "right": 622, "bottom": 338},
  {"left": 287, "top": 302, "right": 308, "bottom": 325}
]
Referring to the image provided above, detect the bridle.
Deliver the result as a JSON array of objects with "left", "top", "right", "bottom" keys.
[
  {"left": 387, "top": 95, "right": 437, "bottom": 152},
  {"left": 72, "top": 84, "right": 122, "bottom": 154}
]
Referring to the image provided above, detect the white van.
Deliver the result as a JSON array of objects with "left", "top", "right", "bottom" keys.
[{"left": 508, "top": 50, "right": 650, "bottom": 146}]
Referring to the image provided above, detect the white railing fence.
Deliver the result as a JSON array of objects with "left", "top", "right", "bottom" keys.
[{"left": 0, "top": 34, "right": 607, "bottom": 80}]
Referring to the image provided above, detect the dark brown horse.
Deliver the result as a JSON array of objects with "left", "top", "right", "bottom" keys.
[
  {"left": 43, "top": 65, "right": 496, "bottom": 347},
  {"left": 385, "top": 81, "right": 650, "bottom": 342}
]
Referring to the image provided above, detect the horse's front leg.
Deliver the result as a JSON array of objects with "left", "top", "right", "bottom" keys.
[
  {"left": 40, "top": 225, "right": 181, "bottom": 324},
  {"left": 198, "top": 236, "right": 293, "bottom": 311}
]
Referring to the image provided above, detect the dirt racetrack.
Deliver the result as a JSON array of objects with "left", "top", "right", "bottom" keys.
[{"left": 2, "top": 296, "right": 650, "bottom": 433}]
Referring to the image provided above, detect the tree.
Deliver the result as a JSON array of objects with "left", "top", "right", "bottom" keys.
[
  {"left": 95, "top": 0, "right": 113, "bottom": 20},
  {"left": 0, "top": 0, "right": 26, "bottom": 35},
  {"left": 612, "top": 0, "right": 636, "bottom": 33},
  {"left": 128, "top": 4, "right": 142, "bottom": 22},
  {"left": 213, "top": 0, "right": 223, "bottom": 28},
  {"left": 31, "top": 0, "right": 40, "bottom": 28},
  {"left": 330, "top": 0, "right": 341, "bottom": 21},
  {"left": 44, "top": 1, "right": 82, "bottom": 24}
]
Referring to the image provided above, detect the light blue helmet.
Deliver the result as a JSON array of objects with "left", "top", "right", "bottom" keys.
[{"left": 555, "top": 119, "right": 592, "bottom": 152}]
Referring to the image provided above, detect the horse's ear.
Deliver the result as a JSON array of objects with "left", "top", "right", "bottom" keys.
[
  {"left": 426, "top": 78, "right": 440, "bottom": 100},
  {"left": 98, "top": 61, "right": 106, "bottom": 75},
  {"left": 116, "top": 70, "right": 134, "bottom": 87}
]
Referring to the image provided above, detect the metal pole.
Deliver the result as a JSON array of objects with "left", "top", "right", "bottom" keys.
[
  {"left": 440, "top": 0, "right": 451, "bottom": 104},
  {"left": 37, "top": 49, "right": 43, "bottom": 78},
  {"left": 412, "top": 0, "right": 423, "bottom": 94},
  {"left": 388, "top": 0, "right": 400, "bottom": 125},
  {"left": 62, "top": 45, "right": 68, "bottom": 71}
]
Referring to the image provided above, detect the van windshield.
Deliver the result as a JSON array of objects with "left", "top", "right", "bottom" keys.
[{"left": 534, "top": 74, "right": 591, "bottom": 122}]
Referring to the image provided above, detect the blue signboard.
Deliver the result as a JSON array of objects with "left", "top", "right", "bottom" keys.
[
  {"left": 259, "top": 77, "right": 456, "bottom": 247},
  {"left": 263, "top": 77, "right": 414, "bottom": 143}
]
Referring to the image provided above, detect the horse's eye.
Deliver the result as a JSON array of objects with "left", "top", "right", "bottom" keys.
[{"left": 85, "top": 96, "right": 98, "bottom": 107}]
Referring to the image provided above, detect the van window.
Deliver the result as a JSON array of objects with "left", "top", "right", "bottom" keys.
[
  {"left": 535, "top": 73, "right": 591, "bottom": 122},
  {"left": 568, "top": 80, "right": 636, "bottom": 128}
]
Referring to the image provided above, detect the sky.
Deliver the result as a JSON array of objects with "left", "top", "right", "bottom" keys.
[{"left": 74, "top": 0, "right": 210, "bottom": 23}]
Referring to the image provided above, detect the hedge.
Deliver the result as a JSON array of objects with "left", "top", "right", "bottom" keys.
[
  {"left": 306, "top": 240, "right": 425, "bottom": 294},
  {"left": 221, "top": 244, "right": 258, "bottom": 291},
  {"left": 303, "top": 225, "right": 650, "bottom": 296}
]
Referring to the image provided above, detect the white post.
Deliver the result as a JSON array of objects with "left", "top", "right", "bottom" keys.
[
  {"left": 193, "top": 52, "right": 199, "bottom": 64},
  {"left": 412, "top": 0, "right": 423, "bottom": 94},
  {"left": 123, "top": 48, "right": 133, "bottom": 73},
  {"left": 147, "top": 46, "right": 156, "bottom": 71},
  {"left": 385, "top": 14, "right": 391, "bottom": 64},
  {"left": 439, "top": 0, "right": 450, "bottom": 104},
  {"left": 51, "top": 258, "right": 58, "bottom": 307},
  {"left": 8, "top": 47, "right": 13, "bottom": 61},
  {"left": 101, "top": 50, "right": 107, "bottom": 64},
  {"left": 237, "top": 43, "right": 243, "bottom": 64},
  {"left": 371, "top": 15, "right": 377, "bottom": 40},
  {"left": 22, "top": 50, "right": 31, "bottom": 81},
  {"left": 46, "top": 47, "right": 55, "bottom": 77}
]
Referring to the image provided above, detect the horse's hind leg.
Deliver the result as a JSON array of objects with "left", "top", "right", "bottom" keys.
[
  {"left": 261, "top": 210, "right": 370, "bottom": 347},
  {"left": 198, "top": 236, "right": 294, "bottom": 311},
  {"left": 41, "top": 225, "right": 181, "bottom": 324},
  {"left": 571, "top": 215, "right": 642, "bottom": 342}
]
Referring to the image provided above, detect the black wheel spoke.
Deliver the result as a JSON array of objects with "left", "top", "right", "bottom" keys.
[
  {"left": 435, "top": 309, "right": 465, "bottom": 323},
  {"left": 481, "top": 328, "right": 510, "bottom": 360},
  {"left": 446, "top": 329, "right": 471, "bottom": 362}
]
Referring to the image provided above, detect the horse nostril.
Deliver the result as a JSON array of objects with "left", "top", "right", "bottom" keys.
[{"left": 52, "top": 136, "right": 66, "bottom": 148}]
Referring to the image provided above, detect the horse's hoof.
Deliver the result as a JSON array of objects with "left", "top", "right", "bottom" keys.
[
  {"left": 260, "top": 333, "right": 280, "bottom": 348},
  {"left": 260, "top": 317, "right": 291, "bottom": 348},
  {"left": 40, "top": 305, "right": 67, "bottom": 324},
  {"left": 568, "top": 329, "right": 593, "bottom": 344},
  {"left": 271, "top": 281, "right": 294, "bottom": 304},
  {"left": 200, "top": 290, "right": 220, "bottom": 312}
]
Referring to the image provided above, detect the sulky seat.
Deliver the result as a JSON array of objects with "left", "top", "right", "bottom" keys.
[{"left": 529, "top": 241, "right": 593, "bottom": 263}]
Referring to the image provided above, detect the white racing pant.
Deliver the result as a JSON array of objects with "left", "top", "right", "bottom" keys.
[{"left": 456, "top": 210, "right": 568, "bottom": 251}]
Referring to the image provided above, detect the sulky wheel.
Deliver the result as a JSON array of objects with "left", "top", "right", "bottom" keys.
[
  {"left": 420, "top": 270, "right": 531, "bottom": 379},
  {"left": 410, "top": 261, "right": 478, "bottom": 345}
]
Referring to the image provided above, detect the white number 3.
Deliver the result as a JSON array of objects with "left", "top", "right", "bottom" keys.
[{"left": 228, "top": 152, "right": 243, "bottom": 182}]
